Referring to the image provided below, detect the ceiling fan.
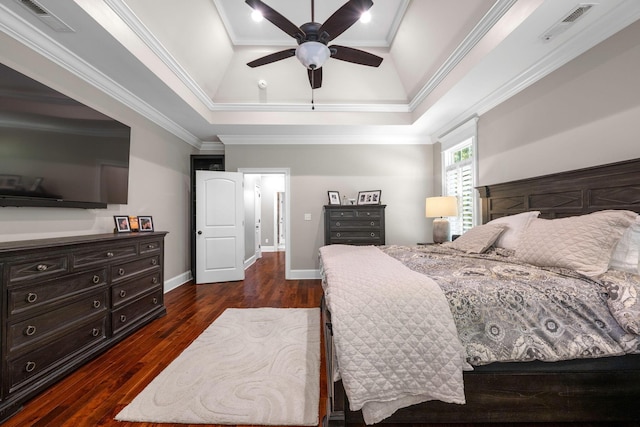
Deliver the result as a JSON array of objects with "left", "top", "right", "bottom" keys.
[{"left": 245, "top": 0, "right": 383, "bottom": 89}]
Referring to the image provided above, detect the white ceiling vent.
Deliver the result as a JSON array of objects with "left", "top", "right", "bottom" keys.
[
  {"left": 16, "top": 0, "right": 75, "bottom": 32},
  {"left": 541, "top": 4, "right": 595, "bottom": 42}
]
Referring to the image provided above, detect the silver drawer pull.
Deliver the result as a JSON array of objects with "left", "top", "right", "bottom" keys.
[
  {"left": 92, "top": 275, "right": 101, "bottom": 284},
  {"left": 119, "top": 290, "right": 127, "bottom": 298},
  {"left": 366, "top": 212, "right": 371, "bottom": 216},
  {"left": 340, "top": 212, "right": 344, "bottom": 216},
  {"left": 120, "top": 314, "right": 127, "bottom": 323},
  {"left": 106, "top": 252, "right": 114, "bottom": 257},
  {"left": 25, "top": 325, "right": 37, "bottom": 336},
  {"left": 118, "top": 268, "right": 125, "bottom": 276},
  {"left": 152, "top": 297, "right": 158, "bottom": 304},
  {"left": 151, "top": 277, "right": 158, "bottom": 284},
  {"left": 371, "top": 232, "right": 375, "bottom": 237},
  {"left": 92, "top": 328, "right": 100, "bottom": 337},
  {"left": 370, "top": 221, "right": 374, "bottom": 226},
  {"left": 151, "top": 259, "right": 157, "bottom": 266},
  {"left": 25, "top": 361, "right": 36, "bottom": 373},
  {"left": 26, "top": 292, "right": 38, "bottom": 304},
  {"left": 336, "top": 221, "right": 341, "bottom": 227},
  {"left": 336, "top": 232, "right": 341, "bottom": 237},
  {"left": 147, "top": 244, "right": 155, "bottom": 249},
  {"left": 93, "top": 300, "right": 101, "bottom": 309},
  {"left": 36, "top": 264, "right": 47, "bottom": 271}
]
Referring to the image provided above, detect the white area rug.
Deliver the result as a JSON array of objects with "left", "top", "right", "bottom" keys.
[{"left": 115, "top": 307, "right": 320, "bottom": 425}]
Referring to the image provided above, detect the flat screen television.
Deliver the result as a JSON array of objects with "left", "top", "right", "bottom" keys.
[{"left": 0, "top": 62, "right": 131, "bottom": 208}]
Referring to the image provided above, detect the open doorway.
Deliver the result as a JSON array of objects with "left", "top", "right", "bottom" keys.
[{"left": 239, "top": 169, "right": 289, "bottom": 277}]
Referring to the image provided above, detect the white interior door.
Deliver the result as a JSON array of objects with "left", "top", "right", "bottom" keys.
[
  {"left": 195, "top": 171, "right": 244, "bottom": 284},
  {"left": 255, "top": 183, "right": 262, "bottom": 259}
]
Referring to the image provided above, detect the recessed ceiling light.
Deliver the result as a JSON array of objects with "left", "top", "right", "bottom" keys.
[
  {"left": 360, "top": 11, "right": 371, "bottom": 24},
  {"left": 251, "top": 10, "right": 263, "bottom": 22}
]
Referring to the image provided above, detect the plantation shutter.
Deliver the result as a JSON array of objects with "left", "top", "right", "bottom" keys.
[{"left": 444, "top": 141, "right": 474, "bottom": 236}]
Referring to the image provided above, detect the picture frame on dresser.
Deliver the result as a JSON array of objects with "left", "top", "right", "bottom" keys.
[
  {"left": 138, "top": 216, "right": 154, "bottom": 231},
  {"left": 328, "top": 191, "right": 341, "bottom": 205},
  {"left": 357, "top": 190, "right": 381, "bottom": 205},
  {"left": 114, "top": 215, "right": 131, "bottom": 233}
]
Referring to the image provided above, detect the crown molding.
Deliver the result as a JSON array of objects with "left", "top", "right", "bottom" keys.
[
  {"left": 218, "top": 133, "right": 429, "bottom": 145},
  {"left": 432, "top": 0, "right": 640, "bottom": 139},
  {"left": 0, "top": 3, "right": 202, "bottom": 149},
  {"left": 408, "top": 0, "right": 518, "bottom": 112}
]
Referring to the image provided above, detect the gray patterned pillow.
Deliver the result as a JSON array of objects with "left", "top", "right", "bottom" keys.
[
  {"left": 442, "top": 223, "right": 507, "bottom": 254},
  {"left": 516, "top": 210, "right": 638, "bottom": 277}
]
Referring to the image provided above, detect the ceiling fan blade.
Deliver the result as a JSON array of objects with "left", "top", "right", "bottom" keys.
[
  {"left": 245, "top": 0, "right": 305, "bottom": 42},
  {"left": 247, "top": 48, "right": 296, "bottom": 68},
  {"left": 329, "top": 45, "right": 382, "bottom": 67},
  {"left": 308, "top": 68, "right": 322, "bottom": 89},
  {"left": 318, "top": 0, "right": 373, "bottom": 42}
]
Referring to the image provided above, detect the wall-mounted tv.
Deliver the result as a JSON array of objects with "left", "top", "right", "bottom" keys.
[{"left": 0, "top": 62, "right": 131, "bottom": 208}]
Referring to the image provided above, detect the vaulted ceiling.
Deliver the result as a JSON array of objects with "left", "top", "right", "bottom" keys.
[{"left": 1, "top": 0, "right": 640, "bottom": 149}]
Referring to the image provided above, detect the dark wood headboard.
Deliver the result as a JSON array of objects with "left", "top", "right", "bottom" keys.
[{"left": 477, "top": 158, "right": 640, "bottom": 223}]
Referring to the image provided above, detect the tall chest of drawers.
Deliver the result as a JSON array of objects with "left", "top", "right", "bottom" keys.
[
  {"left": 0, "top": 232, "right": 167, "bottom": 421},
  {"left": 324, "top": 205, "right": 386, "bottom": 245}
]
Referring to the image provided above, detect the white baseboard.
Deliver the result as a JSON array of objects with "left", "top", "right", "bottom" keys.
[
  {"left": 164, "top": 271, "right": 191, "bottom": 293},
  {"left": 288, "top": 269, "right": 321, "bottom": 280}
]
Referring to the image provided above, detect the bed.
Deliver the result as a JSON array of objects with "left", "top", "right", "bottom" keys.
[{"left": 320, "top": 158, "right": 640, "bottom": 425}]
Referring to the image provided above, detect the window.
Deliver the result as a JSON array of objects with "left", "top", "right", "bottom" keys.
[
  {"left": 444, "top": 140, "right": 474, "bottom": 235},
  {"left": 439, "top": 117, "right": 478, "bottom": 236}
]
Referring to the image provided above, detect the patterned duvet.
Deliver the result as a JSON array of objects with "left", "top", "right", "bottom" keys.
[{"left": 381, "top": 244, "right": 640, "bottom": 366}]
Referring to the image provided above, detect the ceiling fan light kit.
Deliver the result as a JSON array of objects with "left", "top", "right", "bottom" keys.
[
  {"left": 296, "top": 41, "right": 330, "bottom": 69},
  {"left": 245, "top": 0, "right": 383, "bottom": 89}
]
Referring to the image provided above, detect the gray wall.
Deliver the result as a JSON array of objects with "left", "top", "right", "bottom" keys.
[
  {"left": 0, "top": 30, "right": 196, "bottom": 290},
  {"left": 478, "top": 19, "right": 640, "bottom": 186},
  {"left": 226, "top": 144, "right": 435, "bottom": 271}
]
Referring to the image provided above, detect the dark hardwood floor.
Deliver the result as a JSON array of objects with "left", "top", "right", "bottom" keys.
[{"left": 3, "top": 251, "right": 635, "bottom": 427}]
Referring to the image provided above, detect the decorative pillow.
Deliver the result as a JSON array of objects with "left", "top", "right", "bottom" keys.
[
  {"left": 487, "top": 211, "right": 540, "bottom": 250},
  {"left": 442, "top": 223, "right": 507, "bottom": 254},
  {"left": 609, "top": 216, "right": 640, "bottom": 274},
  {"left": 515, "top": 210, "right": 638, "bottom": 277}
]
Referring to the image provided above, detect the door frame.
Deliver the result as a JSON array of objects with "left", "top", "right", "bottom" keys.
[{"left": 238, "top": 167, "right": 291, "bottom": 280}]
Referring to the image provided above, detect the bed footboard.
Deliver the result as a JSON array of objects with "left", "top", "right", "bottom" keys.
[{"left": 322, "top": 296, "right": 640, "bottom": 425}]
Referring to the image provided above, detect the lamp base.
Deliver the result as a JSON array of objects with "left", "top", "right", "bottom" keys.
[{"left": 432, "top": 218, "right": 450, "bottom": 244}]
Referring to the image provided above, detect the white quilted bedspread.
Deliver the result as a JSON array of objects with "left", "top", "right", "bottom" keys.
[{"left": 319, "top": 245, "right": 467, "bottom": 424}]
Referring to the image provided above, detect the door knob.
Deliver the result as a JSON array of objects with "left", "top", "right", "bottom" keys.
[{"left": 197, "top": 230, "right": 202, "bottom": 235}]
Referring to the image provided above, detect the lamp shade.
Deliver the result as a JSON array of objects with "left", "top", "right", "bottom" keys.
[
  {"left": 425, "top": 196, "right": 458, "bottom": 218},
  {"left": 295, "top": 42, "right": 331, "bottom": 70}
]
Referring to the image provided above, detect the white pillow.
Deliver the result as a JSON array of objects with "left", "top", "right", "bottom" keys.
[
  {"left": 609, "top": 216, "right": 640, "bottom": 274},
  {"left": 487, "top": 211, "right": 540, "bottom": 250},
  {"left": 516, "top": 210, "right": 638, "bottom": 277},
  {"left": 443, "top": 223, "right": 507, "bottom": 254}
]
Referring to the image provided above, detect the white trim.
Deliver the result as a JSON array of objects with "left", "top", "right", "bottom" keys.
[
  {"left": 164, "top": 271, "right": 191, "bottom": 293},
  {"left": 438, "top": 116, "right": 479, "bottom": 151},
  {"left": 219, "top": 134, "right": 427, "bottom": 145},
  {"left": 289, "top": 269, "right": 321, "bottom": 280},
  {"left": 237, "top": 168, "right": 292, "bottom": 280},
  {"left": 244, "top": 254, "right": 257, "bottom": 270},
  {"left": 0, "top": 3, "right": 203, "bottom": 149}
]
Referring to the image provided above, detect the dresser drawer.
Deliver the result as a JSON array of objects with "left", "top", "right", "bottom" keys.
[
  {"left": 329, "top": 209, "right": 357, "bottom": 219},
  {"left": 328, "top": 219, "right": 381, "bottom": 230},
  {"left": 112, "top": 288, "right": 163, "bottom": 335},
  {"left": 111, "top": 256, "right": 160, "bottom": 283},
  {"left": 139, "top": 239, "right": 162, "bottom": 254},
  {"left": 8, "top": 290, "right": 108, "bottom": 354},
  {"left": 8, "top": 255, "right": 69, "bottom": 284},
  {"left": 8, "top": 269, "right": 107, "bottom": 317},
  {"left": 7, "top": 316, "right": 108, "bottom": 393},
  {"left": 355, "top": 209, "right": 382, "bottom": 218},
  {"left": 72, "top": 244, "right": 138, "bottom": 268},
  {"left": 328, "top": 230, "right": 384, "bottom": 244},
  {"left": 112, "top": 272, "right": 162, "bottom": 308}
]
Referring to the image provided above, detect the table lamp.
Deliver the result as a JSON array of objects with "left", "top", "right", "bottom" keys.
[{"left": 425, "top": 196, "right": 458, "bottom": 243}]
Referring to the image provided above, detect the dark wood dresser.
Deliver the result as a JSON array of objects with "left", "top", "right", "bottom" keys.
[
  {"left": 324, "top": 205, "right": 386, "bottom": 245},
  {"left": 0, "top": 232, "right": 167, "bottom": 421}
]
